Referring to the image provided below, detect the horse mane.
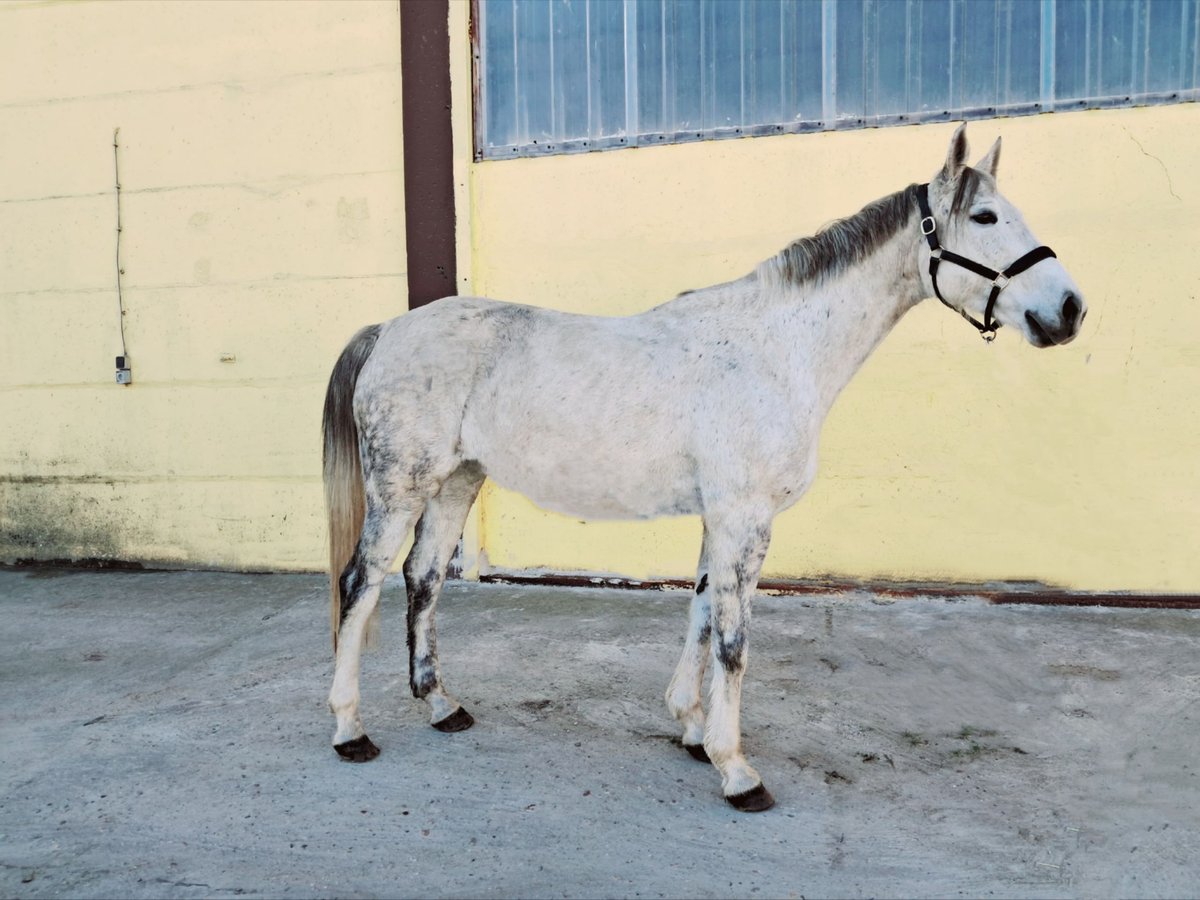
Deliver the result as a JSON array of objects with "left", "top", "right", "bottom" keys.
[{"left": 759, "top": 183, "right": 921, "bottom": 288}]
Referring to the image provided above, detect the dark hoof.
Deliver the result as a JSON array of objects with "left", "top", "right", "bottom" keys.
[
  {"left": 725, "top": 783, "right": 775, "bottom": 813},
  {"left": 431, "top": 706, "right": 474, "bottom": 733},
  {"left": 334, "top": 735, "right": 380, "bottom": 762},
  {"left": 684, "top": 743, "right": 711, "bottom": 763}
]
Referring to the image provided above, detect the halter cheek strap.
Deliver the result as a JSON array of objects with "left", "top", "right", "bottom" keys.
[{"left": 916, "top": 183, "right": 1057, "bottom": 342}]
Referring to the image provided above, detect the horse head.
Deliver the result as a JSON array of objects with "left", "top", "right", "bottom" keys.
[{"left": 922, "top": 124, "right": 1086, "bottom": 347}]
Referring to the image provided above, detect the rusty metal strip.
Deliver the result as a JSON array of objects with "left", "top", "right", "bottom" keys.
[
  {"left": 470, "top": 0, "right": 483, "bottom": 163},
  {"left": 477, "top": 573, "right": 1200, "bottom": 608}
]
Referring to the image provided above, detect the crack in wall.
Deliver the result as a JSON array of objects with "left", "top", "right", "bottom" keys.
[{"left": 1124, "top": 127, "right": 1182, "bottom": 202}]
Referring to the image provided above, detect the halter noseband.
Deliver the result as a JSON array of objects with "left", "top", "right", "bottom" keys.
[{"left": 916, "top": 183, "right": 1057, "bottom": 342}]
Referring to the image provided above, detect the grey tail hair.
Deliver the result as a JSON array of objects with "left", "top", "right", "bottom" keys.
[
  {"left": 323, "top": 323, "right": 382, "bottom": 653},
  {"left": 759, "top": 183, "right": 920, "bottom": 288}
]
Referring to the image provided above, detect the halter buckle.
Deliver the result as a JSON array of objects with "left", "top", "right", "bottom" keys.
[
  {"left": 929, "top": 247, "right": 942, "bottom": 260},
  {"left": 920, "top": 216, "right": 936, "bottom": 236},
  {"left": 992, "top": 273, "right": 1010, "bottom": 291}
]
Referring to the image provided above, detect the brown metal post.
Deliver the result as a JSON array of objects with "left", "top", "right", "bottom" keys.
[{"left": 400, "top": 0, "right": 457, "bottom": 308}]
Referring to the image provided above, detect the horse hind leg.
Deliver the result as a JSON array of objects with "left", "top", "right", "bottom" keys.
[
  {"left": 329, "top": 498, "right": 421, "bottom": 761},
  {"left": 403, "top": 462, "right": 485, "bottom": 732},
  {"left": 665, "top": 531, "right": 712, "bottom": 762}
]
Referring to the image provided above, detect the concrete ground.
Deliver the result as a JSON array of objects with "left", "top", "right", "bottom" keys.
[{"left": 1, "top": 568, "right": 1198, "bottom": 899}]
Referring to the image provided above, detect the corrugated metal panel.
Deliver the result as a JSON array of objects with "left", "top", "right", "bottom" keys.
[{"left": 475, "top": 0, "right": 1200, "bottom": 160}]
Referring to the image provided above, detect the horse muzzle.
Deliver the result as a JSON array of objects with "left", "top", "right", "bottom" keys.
[{"left": 1025, "top": 291, "right": 1086, "bottom": 347}]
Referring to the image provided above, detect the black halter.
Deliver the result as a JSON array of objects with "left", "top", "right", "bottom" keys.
[{"left": 916, "top": 183, "right": 1057, "bottom": 342}]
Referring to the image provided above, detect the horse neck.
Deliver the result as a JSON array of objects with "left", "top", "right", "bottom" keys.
[{"left": 772, "top": 224, "right": 926, "bottom": 416}]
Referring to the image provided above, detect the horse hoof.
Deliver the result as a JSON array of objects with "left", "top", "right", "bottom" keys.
[
  {"left": 683, "top": 743, "right": 711, "bottom": 763},
  {"left": 334, "top": 735, "right": 380, "bottom": 762},
  {"left": 431, "top": 707, "right": 474, "bottom": 733},
  {"left": 725, "top": 783, "right": 775, "bottom": 813}
]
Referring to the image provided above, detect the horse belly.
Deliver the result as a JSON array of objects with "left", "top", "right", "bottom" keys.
[
  {"left": 462, "top": 390, "right": 700, "bottom": 520},
  {"left": 484, "top": 451, "right": 701, "bottom": 520}
]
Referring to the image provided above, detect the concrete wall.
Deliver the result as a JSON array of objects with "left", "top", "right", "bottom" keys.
[
  {"left": 467, "top": 104, "right": 1200, "bottom": 593},
  {"left": 0, "top": 0, "right": 407, "bottom": 569}
]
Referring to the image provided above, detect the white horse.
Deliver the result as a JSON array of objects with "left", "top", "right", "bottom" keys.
[{"left": 322, "top": 125, "right": 1085, "bottom": 812}]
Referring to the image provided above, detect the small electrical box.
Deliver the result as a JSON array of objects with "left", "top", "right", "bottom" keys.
[{"left": 115, "top": 355, "right": 132, "bottom": 385}]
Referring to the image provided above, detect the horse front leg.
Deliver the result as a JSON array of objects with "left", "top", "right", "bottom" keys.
[
  {"left": 666, "top": 531, "right": 711, "bottom": 760},
  {"left": 703, "top": 513, "right": 775, "bottom": 812}
]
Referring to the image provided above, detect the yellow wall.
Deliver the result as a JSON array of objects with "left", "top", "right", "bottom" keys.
[
  {"left": 0, "top": 0, "right": 407, "bottom": 569},
  {"left": 3, "top": 2, "right": 1197, "bottom": 593},
  {"left": 469, "top": 104, "right": 1200, "bottom": 592}
]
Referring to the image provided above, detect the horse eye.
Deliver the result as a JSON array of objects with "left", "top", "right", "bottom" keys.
[{"left": 971, "top": 211, "right": 998, "bottom": 225}]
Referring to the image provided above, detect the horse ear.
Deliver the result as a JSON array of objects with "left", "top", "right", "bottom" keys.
[
  {"left": 975, "top": 137, "right": 1001, "bottom": 179},
  {"left": 941, "top": 123, "right": 969, "bottom": 180}
]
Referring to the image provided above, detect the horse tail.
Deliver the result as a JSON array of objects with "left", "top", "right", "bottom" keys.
[{"left": 323, "top": 323, "right": 382, "bottom": 653}]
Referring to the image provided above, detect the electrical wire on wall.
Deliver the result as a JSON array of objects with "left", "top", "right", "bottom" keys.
[{"left": 113, "top": 127, "right": 131, "bottom": 384}]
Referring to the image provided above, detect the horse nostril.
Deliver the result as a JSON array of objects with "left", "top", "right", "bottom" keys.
[{"left": 1062, "top": 292, "right": 1081, "bottom": 326}]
